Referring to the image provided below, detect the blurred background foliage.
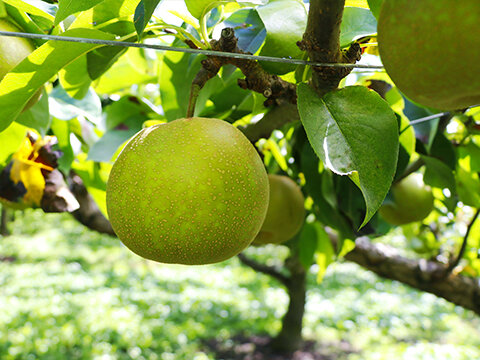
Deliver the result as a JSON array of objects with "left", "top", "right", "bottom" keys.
[{"left": 1, "top": 208, "right": 479, "bottom": 360}]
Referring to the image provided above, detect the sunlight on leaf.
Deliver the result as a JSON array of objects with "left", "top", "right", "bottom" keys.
[{"left": 298, "top": 84, "right": 398, "bottom": 228}]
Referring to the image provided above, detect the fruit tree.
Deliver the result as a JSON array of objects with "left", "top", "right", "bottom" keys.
[{"left": 1, "top": 0, "right": 480, "bottom": 354}]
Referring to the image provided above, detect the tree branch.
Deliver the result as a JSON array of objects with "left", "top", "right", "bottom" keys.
[
  {"left": 187, "top": 27, "right": 297, "bottom": 116},
  {"left": 344, "top": 237, "right": 480, "bottom": 315},
  {"left": 67, "top": 173, "right": 480, "bottom": 316},
  {"left": 68, "top": 173, "right": 115, "bottom": 236},
  {"left": 298, "top": 0, "right": 361, "bottom": 93},
  {"left": 237, "top": 252, "right": 290, "bottom": 287}
]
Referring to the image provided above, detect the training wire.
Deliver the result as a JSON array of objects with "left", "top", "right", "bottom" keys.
[
  {"left": 0, "top": 30, "right": 384, "bottom": 70},
  {"left": 1, "top": 31, "right": 478, "bottom": 124}
]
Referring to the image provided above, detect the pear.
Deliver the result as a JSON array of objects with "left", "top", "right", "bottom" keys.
[
  {"left": 106, "top": 117, "right": 269, "bottom": 265},
  {"left": 253, "top": 175, "right": 305, "bottom": 246},
  {"left": 378, "top": 0, "right": 480, "bottom": 110},
  {"left": 0, "top": 19, "right": 42, "bottom": 111},
  {"left": 379, "top": 173, "right": 434, "bottom": 226}
]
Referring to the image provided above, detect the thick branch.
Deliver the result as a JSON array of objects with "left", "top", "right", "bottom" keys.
[
  {"left": 68, "top": 173, "right": 115, "bottom": 236},
  {"left": 237, "top": 253, "right": 290, "bottom": 287},
  {"left": 298, "top": 0, "right": 360, "bottom": 92},
  {"left": 345, "top": 237, "right": 480, "bottom": 315}
]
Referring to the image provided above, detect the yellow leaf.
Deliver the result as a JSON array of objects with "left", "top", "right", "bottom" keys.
[{"left": 9, "top": 136, "right": 53, "bottom": 207}]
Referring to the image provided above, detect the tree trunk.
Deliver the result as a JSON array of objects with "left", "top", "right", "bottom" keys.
[
  {"left": 271, "top": 255, "right": 307, "bottom": 353},
  {"left": 1, "top": 207, "right": 9, "bottom": 236}
]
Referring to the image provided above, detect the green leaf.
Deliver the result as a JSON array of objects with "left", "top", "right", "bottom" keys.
[
  {"left": 71, "top": 155, "right": 109, "bottom": 217},
  {"left": 298, "top": 221, "right": 318, "bottom": 270},
  {"left": 49, "top": 87, "right": 102, "bottom": 125},
  {"left": 0, "top": 122, "right": 28, "bottom": 168},
  {"left": 86, "top": 21, "right": 137, "bottom": 80},
  {"left": 88, "top": 128, "right": 138, "bottom": 162},
  {"left": 315, "top": 223, "right": 334, "bottom": 283},
  {"left": 159, "top": 50, "right": 203, "bottom": 120},
  {"left": 430, "top": 132, "right": 456, "bottom": 170},
  {"left": 297, "top": 84, "right": 398, "bottom": 228},
  {"left": 340, "top": 7, "right": 377, "bottom": 47},
  {"left": 0, "top": 2, "right": 7, "bottom": 17},
  {"left": 4, "top": 4, "right": 46, "bottom": 47},
  {"left": 403, "top": 96, "right": 437, "bottom": 149},
  {"left": 456, "top": 165, "right": 480, "bottom": 208},
  {"left": 2, "top": 0, "right": 56, "bottom": 21},
  {"left": 257, "top": 0, "right": 306, "bottom": 74},
  {"left": 88, "top": 96, "right": 152, "bottom": 162},
  {"left": 15, "top": 88, "right": 50, "bottom": 136},
  {"left": 50, "top": 118, "right": 74, "bottom": 173},
  {"left": 134, "top": 0, "right": 163, "bottom": 36},
  {"left": 366, "top": 0, "right": 383, "bottom": 20},
  {"left": 94, "top": 48, "right": 156, "bottom": 94},
  {"left": 299, "top": 139, "right": 353, "bottom": 236},
  {"left": 55, "top": 0, "right": 106, "bottom": 25},
  {"left": 59, "top": 56, "right": 91, "bottom": 99},
  {"left": 459, "top": 142, "right": 480, "bottom": 172},
  {"left": 224, "top": 9, "right": 265, "bottom": 53},
  {"left": 104, "top": 96, "right": 154, "bottom": 129},
  {"left": 0, "top": 28, "right": 114, "bottom": 132},
  {"left": 185, "top": 0, "right": 213, "bottom": 19},
  {"left": 421, "top": 154, "right": 456, "bottom": 210},
  {"left": 70, "top": 0, "right": 140, "bottom": 29},
  {"left": 209, "top": 69, "right": 248, "bottom": 112}
]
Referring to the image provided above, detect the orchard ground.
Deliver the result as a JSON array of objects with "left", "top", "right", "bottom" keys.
[{"left": 1, "top": 209, "right": 479, "bottom": 360}]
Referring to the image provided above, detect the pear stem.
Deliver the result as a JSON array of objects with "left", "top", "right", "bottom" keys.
[{"left": 186, "top": 84, "right": 201, "bottom": 118}]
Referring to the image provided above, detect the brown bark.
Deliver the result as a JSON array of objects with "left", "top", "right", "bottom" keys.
[
  {"left": 1, "top": 207, "right": 9, "bottom": 236},
  {"left": 189, "top": 27, "right": 297, "bottom": 113},
  {"left": 271, "top": 255, "right": 307, "bottom": 353},
  {"left": 238, "top": 252, "right": 306, "bottom": 353},
  {"left": 68, "top": 173, "right": 115, "bottom": 236},
  {"left": 345, "top": 237, "right": 480, "bottom": 315},
  {"left": 298, "top": 0, "right": 360, "bottom": 93}
]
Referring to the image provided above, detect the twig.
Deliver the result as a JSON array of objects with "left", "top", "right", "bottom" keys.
[
  {"left": 444, "top": 209, "right": 480, "bottom": 276},
  {"left": 237, "top": 253, "right": 290, "bottom": 287},
  {"left": 186, "top": 27, "right": 297, "bottom": 116}
]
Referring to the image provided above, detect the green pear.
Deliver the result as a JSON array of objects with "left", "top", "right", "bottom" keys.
[
  {"left": 378, "top": 0, "right": 480, "bottom": 110},
  {"left": 379, "top": 173, "right": 434, "bottom": 226},
  {"left": 106, "top": 117, "right": 269, "bottom": 265},
  {"left": 0, "top": 19, "right": 42, "bottom": 111},
  {"left": 252, "top": 174, "right": 305, "bottom": 246}
]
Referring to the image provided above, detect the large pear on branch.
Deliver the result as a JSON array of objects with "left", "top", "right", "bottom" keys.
[
  {"left": 0, "top": 19, "right": 42, "bottom": 111},
  {"left": 378, "top": 0, "right": 480, "bottom": 110},
  {"left": 252, "top": 175, "right": 305, "bottom": 246},
  {"left": 106, "top": 117, "right": 269, "bottom": 265}
]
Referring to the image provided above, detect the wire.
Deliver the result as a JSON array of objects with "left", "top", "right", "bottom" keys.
[
  {"left": 2, "top": 31, "right": 478, "bottom": 125},
  {"left": 0, "top": 30, "right": 385, "bottom": 69},
  {"left": 409, "top": 105, "right": 479, "bottom": 125},
  {"left": 409, "top": 112, "right": 450, "bottom": 125}
]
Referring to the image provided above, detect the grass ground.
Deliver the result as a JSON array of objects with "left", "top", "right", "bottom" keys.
[{"left": 0, "top": 209, "right": 479, "bottom": 360}]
